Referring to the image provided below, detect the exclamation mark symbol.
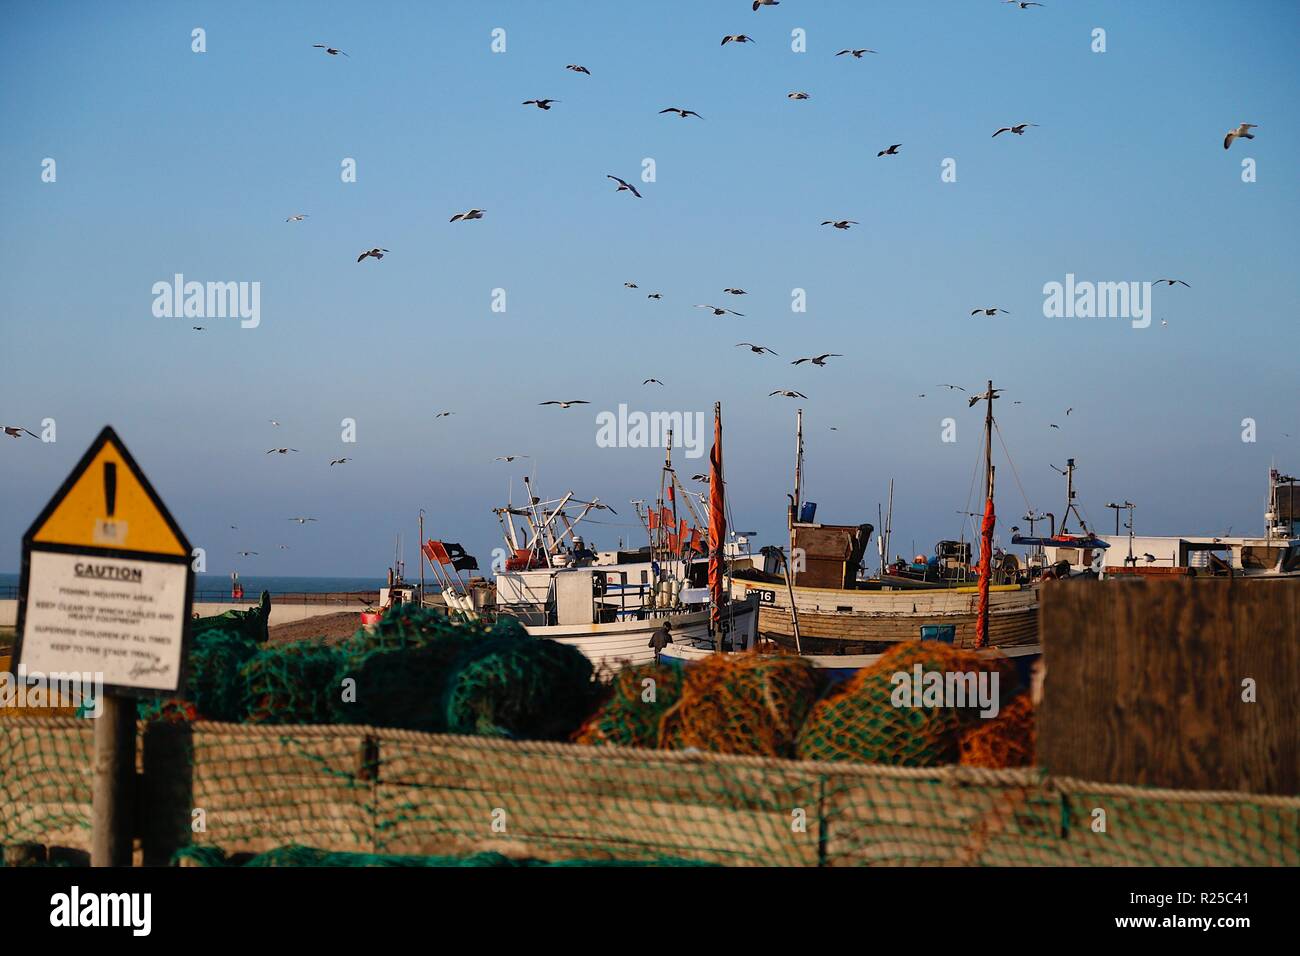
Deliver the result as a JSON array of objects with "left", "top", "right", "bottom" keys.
[
  {"left": 94, "top": 460, "right": 125, "bottom": 545},
  {"left": 103, "top": 462, "right": 117, "bottom": 519}
]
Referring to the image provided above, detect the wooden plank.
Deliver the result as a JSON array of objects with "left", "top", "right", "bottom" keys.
[{"left": 1039, "top": 579, "right": 1299, "bottom": 795}]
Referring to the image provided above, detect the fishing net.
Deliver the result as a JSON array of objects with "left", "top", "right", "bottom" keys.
[
  {"left": 192, "top": 591, "right": 271, "bottom": 645},
  {"left": 572, "top": 662, "right": 683, "bottom": 748},
  {"left": 796, "top": 641, "right": 1019, "bottom": 766},
  {"left": 658, "top": 653, "right": 818, "bottom": 757},
  {"left": 173, "top": 843, "right": 718, "bottom": 868},
  {"left": 139, "top": 630, "right": 261, "bottom": 724},
  {"left": 241, "top": 640, "right": 344, "bottom": 724},
  {"left": 342, "top": 603, "right": 474, "bottom": 654},
  {"left": 443, "top": 636, "right": 599, "bottom": 740},
  {"left": 334, "top": 639, "right": 476, "bottom": 732},
  {"left": 960, "top": 691, "right": 1035, "bottom": 768}
]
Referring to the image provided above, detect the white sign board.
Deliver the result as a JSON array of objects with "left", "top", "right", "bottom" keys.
[{"left": 20, "top": 551, "right": 189, "bottom": 691}]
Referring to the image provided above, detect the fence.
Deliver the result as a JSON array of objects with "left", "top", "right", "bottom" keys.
[{"left": 2, "top": 717, "right": 1295, "bottom": 866}]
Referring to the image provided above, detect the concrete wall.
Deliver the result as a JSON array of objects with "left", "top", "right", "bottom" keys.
[{"left": 0, "top": 599, "right": 353, "bottom": 630}]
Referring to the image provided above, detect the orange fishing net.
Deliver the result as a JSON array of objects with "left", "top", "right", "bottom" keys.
[
  {"left": 796, "top": 641, "right": 1019, "bottom": 766},
  {"left": 658, "top": 653, "right": 818, "bottom": 757},
  {"left": 959, "top": 691, "right": 1035, "bottom": 768},
  {"left": 572, "top": 663, "right": 683, "bottom": 748}
]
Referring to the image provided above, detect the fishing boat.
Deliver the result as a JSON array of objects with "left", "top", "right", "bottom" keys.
[
  {"left": 724, "top": 384, "right": 1041, "bottom": 656},
  {"left": 425, "top": 410, "right": 758, "bottom": 670}
]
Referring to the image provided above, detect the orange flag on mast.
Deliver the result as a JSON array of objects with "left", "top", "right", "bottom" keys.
[{"left": 708, "top": 404, "right": 725, "bottom": 633}]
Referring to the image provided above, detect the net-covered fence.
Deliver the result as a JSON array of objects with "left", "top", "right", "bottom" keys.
[{"left": 1, "top": 717, "right": 1296, "bottom": 867}]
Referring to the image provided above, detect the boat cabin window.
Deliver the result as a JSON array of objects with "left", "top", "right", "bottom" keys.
[{"left": 1241, "top": 546, "right": 1282, "bottom": 571}]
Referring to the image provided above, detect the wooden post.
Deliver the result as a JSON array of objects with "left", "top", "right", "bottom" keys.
[{"left": 92, "top": 695, "right": 136, "bottom": 867}]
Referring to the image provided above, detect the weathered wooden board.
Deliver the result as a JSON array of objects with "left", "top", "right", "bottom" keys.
[{"left": 1039, "top": 579, "right": 1299, "bottom": 795}]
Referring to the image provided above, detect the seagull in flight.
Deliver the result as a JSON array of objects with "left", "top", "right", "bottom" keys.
[
  {"left": 877, "top": 144, "right": 902, "bottom": 157},
  {"left": 822, "top": 220, "right": 857, "bottom": 229},
  {"left": 1224, "top": 123, "right": 1257, "bottom": 149},
  {"left": 2, "top": 425, "right": 39, "bottom": 438},
  {"left": 787, "top": 91, "right": 811, "bottom": 100},
  {"left": 993, "top": 123, "right": 1038, "bottom": 137},
  {"left": 971, "top": 307, "right": 1011, "bottom": 316},
  {"left": 329, "top": 457, "right": 351, "bottom": 466},
  {"left": 607, "top": 175, "right": 642, "bottom": 198},
  {"left": 736, "top": 342, "right": 777, "bottom": 354},
  {"left": 269, "top": 419, "right": 281, "bottom": 427},
  {"left": 357, "top": 248, "right": 388, "bottom": 262},
  {"left": 312, "top": 44, "right": 348, "bottom": 57},
  {"left": 691, "top": 474, "right": 710, "bottom": 483},
  {"left": 938, "top": 384, "right": 966, "bottom": 391},
  {"left": 723, "top": 288, "right": 747, "bottom": 295},
  {"left": 1153, "top": 278, "right": 1190, "bottom": 287},
  {"left": 792, "top": 353, "right": 843, "bottom": 366},
  {"left": 267, "top": 447, "right": 299, "bottom": 454},
  {"left": 1065, "top": 407, "right": 1073, "bottom": 416},
  {"left": 285, "top": 214, "right": 308, "bottom": 222},
  {"left": 435, "top": 411, "right": 454, "bottom": 418},
  {"left": 1049, "top": 424, "right": 1060, "bottom": 430},
  {"left": 696, "top": 304, "right": 744, "bottom": 316},
  {"left": 722, "top": 35, "right": 756, "bottom": 45},
  {"left": 770, "top": 390, "right": 808, "bottom": 399},
  {"left": 624, "top": 282, "right": 639, "bottom": 288},
  {"left": 494, "top": 455, "right": 529, "bottom": 462},
  {"left": 523, "top": 99, "right": 559, "bottom": 110},
  {"left": 236, "top": 551, "right": 259, "bottom": 557},
  {"left": 1003, "top": 1, "right": 1044, "bottom": 8},
  {"left": 539, "top": 400, "right": 590, "bottom": 409},
  {"left": 660, "top": 107, "right": 702, "bottom": 119},
  {"left": 836, "top": 49, "right": 878, "bottom": 58},
  {"left": 643, "top": 378, "right": 665, "bottom": 386},
  {"left": 646, "top": 292, "right": 662, "bottom": 299},
  {"left": 287, "top": 517, "right": 318, "bottom": 524},
  {"left": 753, "top": 0, "right": 780, "bottom": 10},
  {"left": 191, "top": 326, "right": 206, "bottom": 331},
  {"left": 450, "top": 209, "right": 485, "bottom": 222},
  {"left": 565, "top": 64, "right": 591, "bottom": 75}
]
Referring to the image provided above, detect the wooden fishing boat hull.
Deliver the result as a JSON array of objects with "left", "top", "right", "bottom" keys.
[{"left": 729, "top": 578, "right": 1038, "bottom": 654}]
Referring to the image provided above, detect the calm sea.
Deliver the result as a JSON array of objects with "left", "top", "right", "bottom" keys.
[{"left": 0, "top": 573, "right": 397, "bottom": 603}]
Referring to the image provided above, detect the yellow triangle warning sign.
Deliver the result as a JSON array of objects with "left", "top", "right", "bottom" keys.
[{"left": 27, "top": 427, "right": 189, "bottom": 557}]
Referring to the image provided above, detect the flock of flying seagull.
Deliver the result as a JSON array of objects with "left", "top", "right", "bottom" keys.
[{"left": 59, "top": 10, "right": 1260, "bottom": 562}]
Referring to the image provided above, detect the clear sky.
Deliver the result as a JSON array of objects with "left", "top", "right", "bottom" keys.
[{"left": 2, "top": 0, "right": 1297, "bottom": 576}]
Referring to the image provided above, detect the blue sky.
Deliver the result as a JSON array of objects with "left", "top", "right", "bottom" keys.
[{"left": 2, "top": 0, "right": 1297, "bottom": 576}]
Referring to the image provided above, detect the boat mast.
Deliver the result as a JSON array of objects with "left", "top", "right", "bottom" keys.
[
  {"left": 793, "top": 408, "right": 804, "bottom": 517},
  {"left": 974, "top": 379, "right": 999, "bottom": 648}
]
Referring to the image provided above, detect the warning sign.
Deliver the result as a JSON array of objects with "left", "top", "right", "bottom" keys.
[{"left": 14, "top": 427, "right": 194, "bottom": 696}]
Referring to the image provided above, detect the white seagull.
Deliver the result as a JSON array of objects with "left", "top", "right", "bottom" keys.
[
  {"left": 1224, "top": 124, "right": 1258, "bottom": 149},
  {"left": 971, "top": 307, "right": 1011, "bottom": 316},
  {"left": 565, "top": 64, "right": 591, "bottom": 75},
  {"left": 539, "top": 400, "right": 590, "bottom": 409},
  {"left": 822, "top": 220, "right": 858, "bottom": 229},
  {"left": 287, "top": 517, "right": 318, "bottom": 524},
  {"left": 770, "top": 390, "right": 808, "bottom": 399},
  {"left": 836, "top": 49, "right": 878, "bottom": 58},
  {"left": 607, "top": 175, "right": 643, "bottom": 198},
  {"left": 450, "top": 209, "right": 485, "bottom": 222},
  {"left": 877, "top": 144, "right": 902, "bottom": 157},
  {"left": 329, "top": 457, "right": 351, "bottom": 466},
  {"left": 736, "top": 342, "right": 777, "bottom": 354},
  {"left": 723, "top": 288, "right": 747, "bottom": 295},
  {"left": 285, "top": 214, "right": 308, "bottom": 222},
  {"left": 722, "top": 35, "right": 756, "bottom": 45},
  {"left": 696, "top": 304, "right": 744, "bottom": 316},
  {"left": 494, "top": 455, "right": 529, "bottom": 462},
  {"left": 357, "top": 248, "right": 388, "bottom": 262},
  {"left": 1153, "top": 278, "right": 1190, "bottom": 287},
  {"left": 787, "top": 91, "right": 811, "bottom": 100},
  {"left": 792, "top": 353, "right": 843, "bottom": 366},
  {"left": 312, "top": 44, "right": 348, "bottom": 57},
  {"left": 993, "top": 123, "right": 1038, "bottom": 137},
  {"left": 753, "top": 0, "right": 780, "bottom": 10},
  {"left": 266, "top": 447, "right": 299, "bottom": 454}
]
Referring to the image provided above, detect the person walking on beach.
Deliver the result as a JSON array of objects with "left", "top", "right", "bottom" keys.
[{"left": 648, "top": 621, "right": 674, "bottom": 664}]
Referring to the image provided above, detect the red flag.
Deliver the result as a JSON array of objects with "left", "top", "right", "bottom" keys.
[
  {"left": 648, "top": 509, "right": 659, "bottom": 530},
  {"left": 708, "top": 406, "right": 726, "bottom": 633},
  {"left": 974, "top": 497, "right": 995, "bottom": 649}
]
